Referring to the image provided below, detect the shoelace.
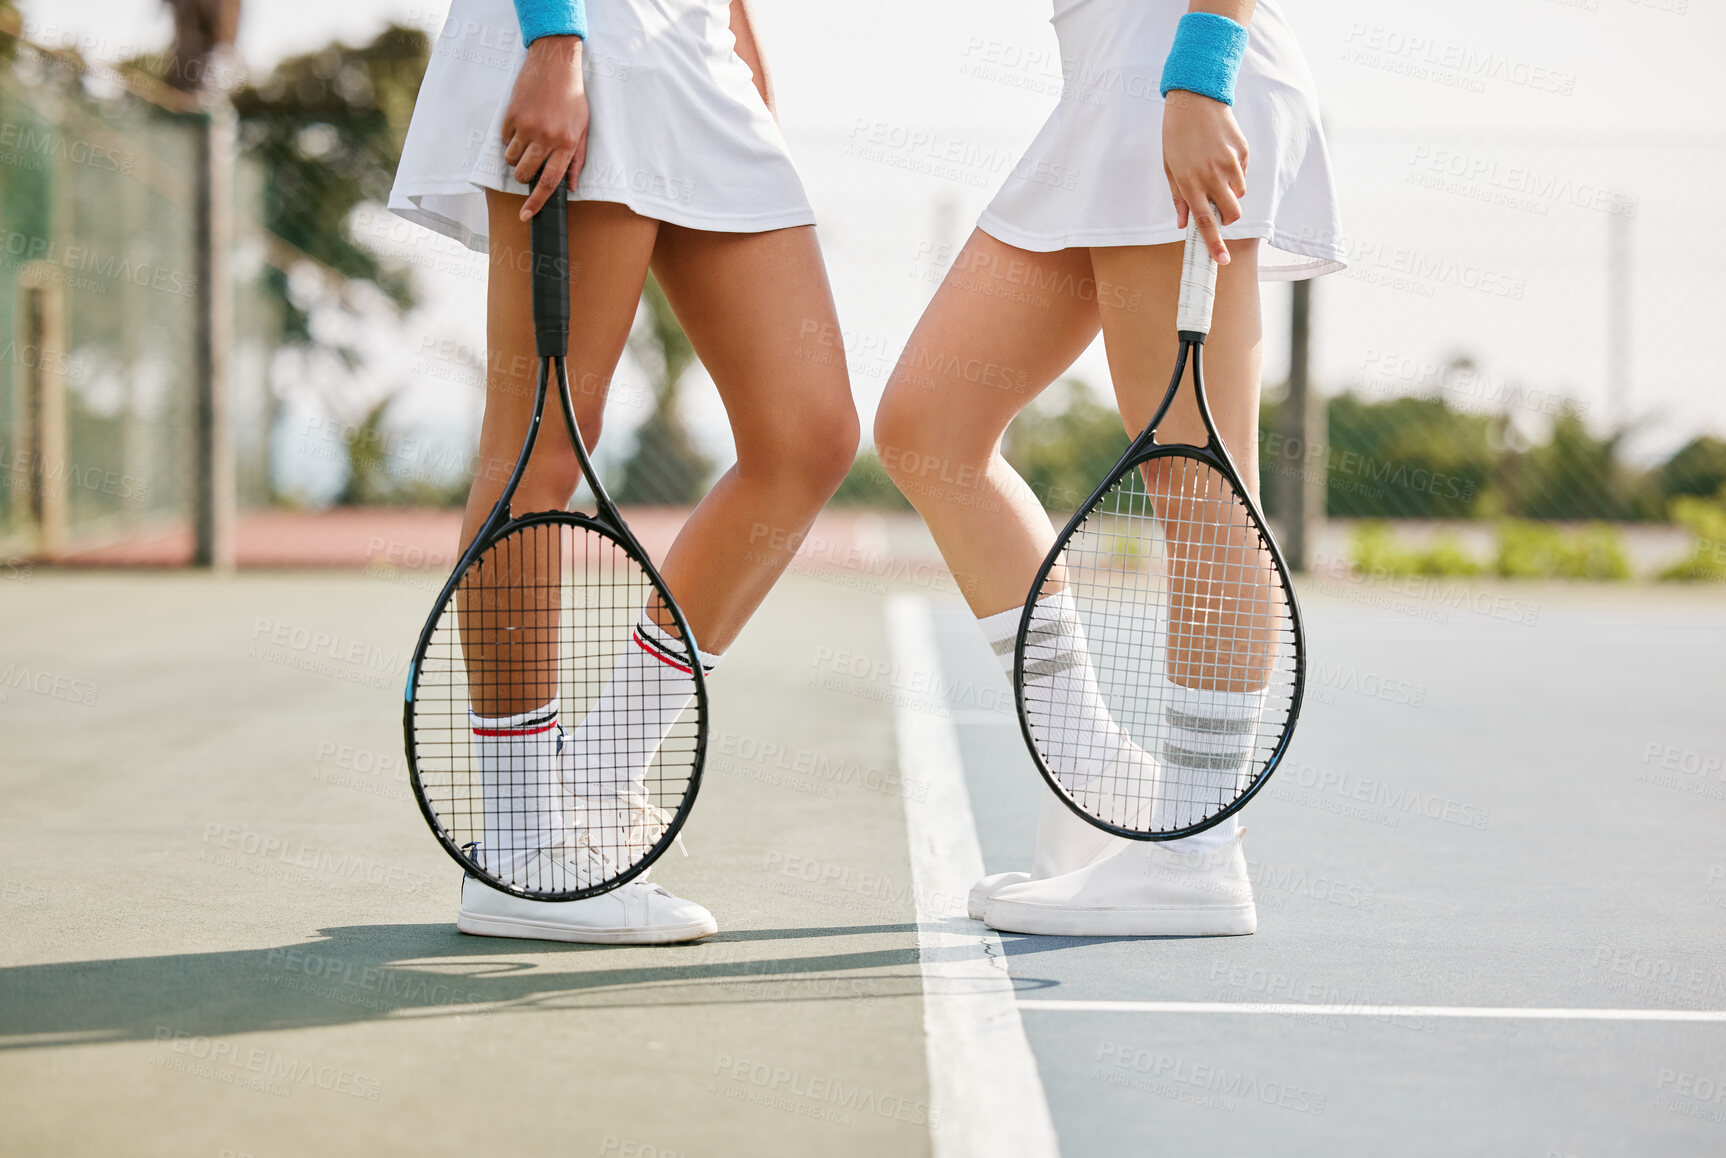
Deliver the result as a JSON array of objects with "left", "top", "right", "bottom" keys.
[
  {"left": 572, "top": 790, "right": 687, "bottom": 878},
  {"left": 615, "top": 790, "right": 686, "bottom": 859}
]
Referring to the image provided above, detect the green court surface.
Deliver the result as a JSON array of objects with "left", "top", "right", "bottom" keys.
[
  {"left": 0, "top": 573, "right": 931, "bottom": 1157},
  {"left": 2, "top": 571, "right": 1723, "bottom": 1156}
]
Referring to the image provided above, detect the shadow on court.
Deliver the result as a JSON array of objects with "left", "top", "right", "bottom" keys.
[
  {"left": 0, "top": 921, "right": 1111, "bottom": 1052},
  {"left": 0, "top": 923, "right": 930, "bottom": 1048}
]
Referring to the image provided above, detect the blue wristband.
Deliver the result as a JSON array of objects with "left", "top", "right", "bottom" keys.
[
  {"left": 514, "top": 0, "right": 587, "bottom": 48},
  {"left": 1159, "top": 12, "right": 1248, "bottom": 106}
]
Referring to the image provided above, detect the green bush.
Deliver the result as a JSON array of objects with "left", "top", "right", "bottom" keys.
[
  {"left": 1345, "top": 522, "right": 1484, "bottom": 577},
  {"left": 1494, "top": 520, "right": 1631, "bottom": 580},
  {"left": 1348, "top": 519, "right": 1633, "bottom": 580},
  {"left": 830, "top": 452, "right": 912, "bottom": 509},
  {"left": 1658, "top": 491, "right": 1726, "bottom": 582},
  {"left": 1421, "top": 534, "right": 1487, "bottom": 577}
]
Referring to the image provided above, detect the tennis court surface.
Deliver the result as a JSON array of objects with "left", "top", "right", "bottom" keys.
[{"left": 2, "top": 566, "right": 1722, "bottom": 1156}]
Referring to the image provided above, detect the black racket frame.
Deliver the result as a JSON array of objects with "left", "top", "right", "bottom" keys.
[
  {"left": 1013, "top": 319, "right": 1306, "bottom": 841},
  {"left": 403, "top": 182, "right": 708, "bottom": 899}
]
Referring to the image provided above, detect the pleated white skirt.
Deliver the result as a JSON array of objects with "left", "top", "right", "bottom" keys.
[
  {"left": 977, "top": 0, "right": 1346, "bottom": 280},
  {"left": 388, "top": 0, "right": 816, "bottom": 252}
]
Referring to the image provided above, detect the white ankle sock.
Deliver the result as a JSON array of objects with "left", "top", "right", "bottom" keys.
[
  {"left": 1156, "top": 681, "right": 1266, "bottom": 852},
  {"left": 562, "top": 611, "right": 719, "bottom": 803},
  {"left": 974, "top": 599, "right": 1128, "bottom": 881},
  {"left": 982, "top": 589, "right": 1130, "bottom": 786},
  {"left": 470, "top": 698, "right": 568, "bottom": 877},
  {"left": 983, "top": 593, "right": 1260, "bottom": 855}
]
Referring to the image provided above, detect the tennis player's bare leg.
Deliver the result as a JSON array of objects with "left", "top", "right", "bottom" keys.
[
  {"left": 454, "top": 191, "right": 714, "bottom": 943},
  {"left": 874, "top": 230, "right": 1101, "bottom": 614},
  {"left": 1093, "top": 239, "right": 1274, "bottom": 831},
  {"left": 875, "top": 230, "right": 1124, "bottom": 912},
  {"left": 980, "top": 240, "right": 1265, "bottom": 937},
  {"left": 647, "top": 222, "right": 859, "bottom": 653},
  {"left": 463, "top": 193, "right": 658, "bottom": 718},
  {"left": 555, "top": 223, "right": 858, "bottom": 856}
]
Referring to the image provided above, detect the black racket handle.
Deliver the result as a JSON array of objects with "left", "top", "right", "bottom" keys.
[{"left": 529, "top": 171, "right": 569, "bottom": 359}]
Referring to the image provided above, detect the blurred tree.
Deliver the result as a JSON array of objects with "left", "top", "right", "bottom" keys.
[
  {"left": 1655, "top": 435, "right": 1726, "bottom": 504},
  {"left": 0, "top": 1, "right": 19, "bottom": 63},
  {"left": 227, "top": 25, "right": 429, "bottom": 346},
  {"left": 1324, "top": 393, "right": 1497, "bottom": 519},
  {"left": 1508, "top": 405, "right": 1640, "bottom": 521},
  {"left": 615, "top": 276, "right": 713, "bottom": 504},
  {"left": 1003, "top": 378, "right": 1129, "bottom": 513},
  {"left": 334, "top": 394, "right": 395, "bottom": 506},
  {"left": 332, "top": 389, "right": 469, "bottom": 507},
  {"left": 163, "top": 0, "right": 240, "bottom": 93}
]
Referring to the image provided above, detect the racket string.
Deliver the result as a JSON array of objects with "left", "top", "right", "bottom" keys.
[
  {"left": 410, "top": 519, "right": 701, "bottom": 896},
  {"left": 1024, "top": 454, "right": 1298, "bottom": 834}
]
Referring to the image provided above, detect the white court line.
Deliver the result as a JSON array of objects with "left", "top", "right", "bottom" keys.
[
  {"left": 886, "top": 594, "right": 1061, "bottom": 1158},
  {"left": 1017, "top": 1000, "right": 1726, "bottom": 1022}
]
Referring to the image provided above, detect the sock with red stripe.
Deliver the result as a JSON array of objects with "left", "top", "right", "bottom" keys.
[
  {"left": 470, "top": 698, "right": 568, "bottom": 880},
  {"left": 562, "top": 610, "right": 719, "bottom": 803}
]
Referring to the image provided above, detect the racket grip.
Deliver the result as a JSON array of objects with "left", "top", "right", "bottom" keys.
[
  {"left": 529, "top": 173, "right": 569, "bottom": 359},
  {"left": 1176, "top": 215, "right": 1218, "bottom": 339}
]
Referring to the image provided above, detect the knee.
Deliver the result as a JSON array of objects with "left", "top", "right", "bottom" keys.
[
  {"left": 744, "top": 393, "right": 860, "bottom": 499},
  {"left": 491, "top": 429, "right": 592, "bottom": 513},
  {"left": 874, "top": 378, "right": 984, "bottom": 491},
  {"left": 872, "top": 382, "right": 929, "bottom": 484},
  {"left": 797, "top": 395, "right": 863, "bottom": 497}
]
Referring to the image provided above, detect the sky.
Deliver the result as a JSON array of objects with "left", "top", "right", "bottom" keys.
[{"left": 25, "top": 0, "right": 1726, "bottom": 496}]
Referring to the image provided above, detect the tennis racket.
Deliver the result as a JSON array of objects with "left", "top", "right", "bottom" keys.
[
  {"left": 404, "top": 179, "right": 707, "bottom": 899},
  {"left": 1013, "top": 219, "right": 1304, "bottom": 840}
]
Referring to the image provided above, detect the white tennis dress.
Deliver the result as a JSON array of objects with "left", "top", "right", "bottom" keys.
[
  {"left": 978, "top": 0, "right": 1346, "bottom": 280},
  {"left": 389, "top": 0, "right": 815, "bottom": 252}
]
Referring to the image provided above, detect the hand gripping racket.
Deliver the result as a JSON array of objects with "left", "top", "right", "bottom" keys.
[
  {"left": 404, "top": 180, "right": 707, "bottom": 899},
  {"left": 1013, "top": 220, "right": 1304, "bottom": 840}
]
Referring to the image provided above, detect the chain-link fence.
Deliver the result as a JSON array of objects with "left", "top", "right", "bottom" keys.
[{"left": 0, "top": 34, "right": 280, "bottom": 558}]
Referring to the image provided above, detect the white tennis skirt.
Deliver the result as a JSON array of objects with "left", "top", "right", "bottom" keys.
[
  {"left": 978, "top": 0, "right": 1346, "bottom": 280},
  {"left": 388, "top": 0, "right": 816, "bottom": 253}
]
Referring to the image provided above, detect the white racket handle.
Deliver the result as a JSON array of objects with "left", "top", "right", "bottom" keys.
[{"left": 1176, "top": 215, "right": 1218, "bottom": 337}]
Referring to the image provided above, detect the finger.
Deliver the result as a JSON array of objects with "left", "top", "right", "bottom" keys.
[
  {"left": 521, "top": 153, "right": 566, "bottom": 219},
  {"left": 567, "top": 134, "right": 588, "bottom": 189},
  {"left": 1168, "top": 182, "right": 1189, "bottom": 230},
  {"left": 1226, "top": 150, "right": 1248, "bottom": 199},
  {"left": 502, "top": 130, "right": 524, "bottom": 170},
  {"left": 1186, "top": 191, "right": 1227, "bottom": 265},
  {"left": 541, "top": 146, "right": 575, "bottom": 200},
  {"left": 513, "top": 139, "right": 548, "bottom": 186},
  {"left": 1210, "top": 182, "right": 1243, "bottom": 227}
]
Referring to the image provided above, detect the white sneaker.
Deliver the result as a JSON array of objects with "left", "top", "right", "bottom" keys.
[
  {"left": 456, "top": 845, "right": 717, "bottom": 944},
  {"left": 967, "top": 782, "right": 1130, "bottom": 919},
  {"left": 982, "top": 828, "right": 1255, "bottom": 937},
  {"left": 966, "top": 743, "right": 1163, "bottom": 920}
]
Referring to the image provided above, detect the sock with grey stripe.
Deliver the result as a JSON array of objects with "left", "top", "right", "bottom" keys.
[
  {"left": 1156, "top": 681, "right": 1264, "bottom": 852},
  {"left": 980, "top": 588, "right": 1131, "bottom": 786}
]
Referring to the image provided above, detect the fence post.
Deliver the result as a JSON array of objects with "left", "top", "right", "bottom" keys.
[
  {"left": 15, "top": 269, "right": 67, "bottom": 557},
  {"left": 191, "top": 99, "right": 236, "bottom": 571},
  {"left": 1278, "top": 278, "right": 1324, "bottom": 571}
]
